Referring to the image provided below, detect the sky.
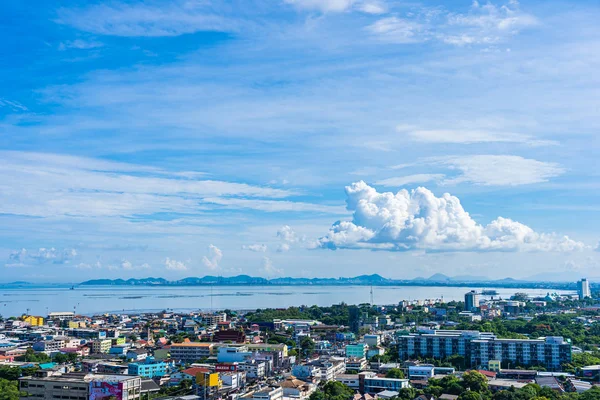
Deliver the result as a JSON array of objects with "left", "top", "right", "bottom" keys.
[{"left": 1, "top": 0, "right": 599, "bottom": 282}]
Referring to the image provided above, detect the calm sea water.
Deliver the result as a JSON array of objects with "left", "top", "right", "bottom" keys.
[{"left": 0, "top": 285, "right": 575, "bottom": 317}]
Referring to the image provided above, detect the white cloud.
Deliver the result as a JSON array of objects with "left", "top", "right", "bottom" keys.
[
  {"left": 438, "top": 155, "right": 564, "bottom": 186},
  {"left": 202, "top": 197, "right": 345, "bottom": 214},
  {"left": 164, "top": 257, "right": 188, "bottom": 271},
  {"left": 5, "top": 247, "right": 78, "bottom": 268},
  {"left": 317, "top": 181, "right": 586, "bottom": 252},
  {"left": 105, "top": 259, "right": 150, "bottom": 270},
  {"left": 284, "top": 0, "right": 354, "bottom": 13},
  {"left": 277, "top": 225, "right": 299, "bottom": 243},
  {"left": 242, "top": 244, "right": 268, "bottom": 252},
  {"left": 0, "top": 98, "right": 28, "bottom": 112},
  {"left": 57, "top": 2, "right": 239, "bottom": 37},
  {"left": 276, "top": 243, "right": 291, "bottom": 253},
  {"left": 366, "top": 17, "right": 423, "bottom": 44},
  {"left": 260, "top": 256, "right": 283, "bottom": 276},
  {"left": 367, "top": 1, "right": 538, "bottom": 46},
  {"left": 202, "top": 244, "right": 223, "bottom": 270},
  {"left": 376, "top": 174, "right": 444, "bottom": 187},
  {"left": 398, "top": 126, "right": 556, "bottom": 146},
  {"left": 58, "top": 40, "right": 104, "bottom": 51},
  {"left": 75, "top": 261, "right": 102, "bottom": 269},
  {"left": 357, "top": 1, "right": 387, "bottom": 14}
]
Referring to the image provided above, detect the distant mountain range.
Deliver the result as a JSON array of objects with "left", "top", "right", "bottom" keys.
[{"left": 79, "top": 273, "right": 592, "bottom": 290}]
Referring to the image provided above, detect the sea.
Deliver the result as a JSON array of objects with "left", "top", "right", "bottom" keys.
[{"left": 0, "top": 285, "right": 575, "bottom": 317}]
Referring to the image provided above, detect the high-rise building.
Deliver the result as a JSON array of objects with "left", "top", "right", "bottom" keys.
[
  {"left": 577, "top": 278, "right": 591, "bottom": 300},
  {"left": 464, "top": 290, "right": 480, "bottom": 311},
  {"left": 397, "top": 330, "right": 571, "bottom": 371}
]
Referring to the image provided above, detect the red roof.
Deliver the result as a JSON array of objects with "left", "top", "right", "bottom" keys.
[
  {"left": 477, "top": 370, "right": 497, "bottom": 378},
  {"left": 182, "top": 367, "right": 210, "bottom": 376}
]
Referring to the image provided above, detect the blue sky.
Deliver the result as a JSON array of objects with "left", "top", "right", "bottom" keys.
[{"left": 1, "top": 0, "right": 599, "bottom": 282}]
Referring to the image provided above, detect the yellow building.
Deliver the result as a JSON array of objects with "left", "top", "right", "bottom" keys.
[
  {"left": 68, "top": 321, "right": 86, "bottom": 329},
  {"left": 23, "top": 316, "right": 44, "bottom": 326},
  {"left": 196, "top": 372, "right": 221, "bottom": 388},
  {"left": 488, "top": 360, "right": 501, "bottom": 372},
  {"left": 113, "top": 336, "right": 126, "bottom": 345}
]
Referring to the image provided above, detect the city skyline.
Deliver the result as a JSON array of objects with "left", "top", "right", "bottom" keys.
[{"left": 2, "top": 0, "right": 600, "bottom": 282}]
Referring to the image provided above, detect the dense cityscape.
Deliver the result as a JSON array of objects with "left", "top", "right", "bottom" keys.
[{"left": 0, "top": 278, "right": 596, "bottom": 400}]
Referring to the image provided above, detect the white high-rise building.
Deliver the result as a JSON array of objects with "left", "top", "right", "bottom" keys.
[{"left": 578, "top": 278, "right": 591, "bottom": 300}]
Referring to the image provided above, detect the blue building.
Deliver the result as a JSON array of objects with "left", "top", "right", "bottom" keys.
[{"left": 128, "top": 357, "right": 170, "bottom": 378}]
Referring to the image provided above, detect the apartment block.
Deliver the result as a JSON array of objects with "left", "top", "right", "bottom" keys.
[
  {"left": 91, "top": 339, "right": 112, "bottom": 354},
  {"left": 169, "top": 343, "right": 213, "bottom": 362},
  {"left": 398, "top": 330, "right": 571, "bottom": 370}
]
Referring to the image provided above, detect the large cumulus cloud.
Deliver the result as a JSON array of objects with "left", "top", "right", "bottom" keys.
[{"left": 317, "top": 181, "right": 585, "bottom": 252}]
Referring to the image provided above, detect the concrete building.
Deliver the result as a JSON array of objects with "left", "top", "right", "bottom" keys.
[
  {"left": 345, "top": 344, "right": 368, "bottom": 358},
  {"left": 279, "top": 376, "right": 315, "bottom": 399},
  {"left": 199, "top": 313, "right": 227, "bottom": 327},
  {"left": 252, "top": 387, "right": 283, "bottom": 400},
  {"left": 33, "top": 339, "right": 65, "bottom": 354},
  {"left": 23, "top": 316, "right": 45, "bottom": 326},
  {"left": 69, "top": 329, "right": 107, "bottom": 340},
  {"left": 398, "top": 330, "right": 571, "bottom": 370},
  {"left": 47, "top": 312, "right": 75, "bottom": 321},
  {"left": 408, "top": 366, "right": 434, "bottom": 379},
  {"left": 464, "top": 291, "right": 480, "bottom": 312},
  {"left": 578, "top": 278, "right": 591, "bottom": 300},
  {"left": 170, "top": 343, "right": 213, "bottom": 363},
  {"left": 345, "top": 357, "right": 368, "bottom": 372},
  {"left": 217, "top": 346, "right": 252, "bottom": 363},
  {"left": 364, "top": 335, "right": 381, "bottom": 348},
  {"left": 91, "top": 339, "right": 112, "bottom": 354},
  {"left": 128, "top": 359, "right": 169, "bottom": 378},
  {"left": 238, "top": 360, "right": 266, "bottom": 379},
  {"left": 19, "top": 373, "right": 142, "bottom": 400},
  {"left": 363, "top": 376, "right": 410, "bottom": 394}
]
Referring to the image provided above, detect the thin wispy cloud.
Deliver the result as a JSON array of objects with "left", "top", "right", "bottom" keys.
[{"left": 56, "top": 2, "right": 243, "bottom": 37}]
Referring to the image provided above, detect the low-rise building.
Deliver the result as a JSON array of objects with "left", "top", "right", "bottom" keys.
[
  {"left": 252, "top": 386, "right": 283, "bottom": 400},
  {"left": 238, "top": 360, "right": 266, "bottom": 379},
  {"left": 19, "top": 373, "right": 142, "bottom": 400},
  {"left": 23, "top": 316, "right": 45, "bottom": 327},
  {"left": 217, "top": 346, "right": 252, "bottom": 363},
  {"left": 128, "top": 359, "right": 169, "bottom": 378},
  {"left": 33, "top": 339, "right": 66, "bottom": 354},
  {"left": 346, "top": 344, "right": 368, "bottom": 359},
  {"left": 345, "top": 358, "right": 368, "bottom": 372},
  {"left": 92, "top": 339, "right": 112, "bottom": 354},
  {"left": 170, "top": 343, "right": 213, "bottom": 363},
  {"left": 363, "top": 376, "right": 410, "bottom": 394}
]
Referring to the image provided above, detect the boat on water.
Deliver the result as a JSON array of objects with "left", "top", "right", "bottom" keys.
[{"left": 482, "top": 289, "right": 498, "bottom": 295}]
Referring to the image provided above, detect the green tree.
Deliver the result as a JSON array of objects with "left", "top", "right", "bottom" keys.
[
  {"left": 0, "top": 378, "right": 21, "bottom": 400},
  {"left": 461, "top": 371, "right": 488, "bottom": 393},
  {"left": 580, "top": 387, "right": 600, "bottom": 400},
  {"left": 23, "top": 348, "right": 50, "bottom": 363},
  {"left": 385, "top": 368, "right": 405, "bottom": 379},
  {"left": 0, "top": 367, "right": 21, "bottom": 381},
  {"left": 309, "top": 381, "right": 353, "bottom": 400},
  {"left": 458, "top": 391, "right": 483, "bottom": 400},
  {"left": 396, "top": 387, "right": 418, "bottom": 400},
  {"left": 300, "top": 337, "right": 315, "bottom": 358}
]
